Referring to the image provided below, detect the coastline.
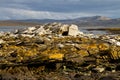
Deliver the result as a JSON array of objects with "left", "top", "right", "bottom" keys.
[{"left": 0, "top": 23, "right": 120, "bottom": 80}]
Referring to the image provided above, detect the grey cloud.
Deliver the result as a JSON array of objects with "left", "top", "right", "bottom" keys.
[
  {"left": 0, "top": 0, "right": 120, "bottom": 19},
  {"left": 0, "top": 8, "right": 108, "bottom": 20},
  {"left": 1, "top": 0, "right": 120, "bottom": 12}
]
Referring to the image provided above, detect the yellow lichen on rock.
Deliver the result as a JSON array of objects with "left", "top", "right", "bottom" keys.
[
  {"left": 98, "top": 43, "right": 110, "bottom": 51},
  {"left": 41, "top": 49, "right": 64, "bottom": 60},
  {"left": 88, "top": 44, "right": 98, "bottom": 49},
  {"left": 1, "top": 45, "right": 38, "bottom": 57},
  {"left": 78, "top": 50, "right": 89, "bottom": 57},
  {"left": 110, "top": 46, "right": 120, "bottom": 60},
  {"left": 24, "top": 48, "right": 38, "bottom": 57},
  {"left": 88, "top": 44, "right": 99, "bottom": 54},
  {"left": 78, "top": 44, "right": 89, "bottom": 50},
  {"left": 49, "top": 53, "right": 64, "bottom": 60}
]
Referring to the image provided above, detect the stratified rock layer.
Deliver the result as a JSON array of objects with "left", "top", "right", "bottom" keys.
[{"left": 0, "top": 23, "right": 120, "bottom": 80}]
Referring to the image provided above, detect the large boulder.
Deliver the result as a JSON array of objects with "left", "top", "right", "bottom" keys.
[
  {"left": 68, "top": 24, "right": 81, "bottom": 36},
  {"left": 59, "top": 24, "right": 69, "bottom": 36}
]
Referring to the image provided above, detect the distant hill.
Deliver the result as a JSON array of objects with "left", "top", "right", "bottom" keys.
[
  {"left": 14, "top": 16, "right": 112, "bottom": 23},
  {"left": 0, "top": 20, "right": 41, "bottom": 26},
  {"left": 0, "top": 16, "right": 120, "bottom": 27}
]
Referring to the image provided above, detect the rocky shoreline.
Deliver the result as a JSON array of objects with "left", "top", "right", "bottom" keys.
[{"left": 0, "top": 22, "right": 120, "bottom": 80}]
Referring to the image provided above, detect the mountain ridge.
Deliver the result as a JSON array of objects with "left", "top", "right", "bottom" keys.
[{"left": 0, "top": 16, "right": 120, "bottom": 27}]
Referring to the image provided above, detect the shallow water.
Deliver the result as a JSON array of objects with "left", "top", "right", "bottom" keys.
[
  {"left": 80, "top": 29, "right": 107, "bottom": 35},
  {"left": 0, "top": 26, "right": 29, "bottom": 32},
  {"left": 79, "top": 26, "right": 120, "bottom": 35},
  {"left": 0, "top": 26, "right": 119, "bottom": 35}
]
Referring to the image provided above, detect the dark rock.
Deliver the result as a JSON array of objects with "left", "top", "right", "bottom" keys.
[{"left": 99, "top": 76, "right": 116, "bottom": 80}]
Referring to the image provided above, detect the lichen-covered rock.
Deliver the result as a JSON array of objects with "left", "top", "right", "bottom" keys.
[
  {"left": 98, "top": 43, "right": 110, "bottom": 51},
  {"left": 49, "top": 53, "right": 64, "bottom": 60},
  {"left": 78, "top": 50, "right": 89, "bottom": 57},
  {"left": 110, "top": 46, "right": 120, "bottom": 60},
  {"left": 41, "top": 49, "right": 64, "bottom": 61},
  {"left": 0, "top": 23, "right": 120, "bottom": 80}
]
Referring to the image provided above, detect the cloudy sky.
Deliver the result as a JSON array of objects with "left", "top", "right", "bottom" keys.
[{"left": 0, "top": 0, "right": 120, "bottom": 20}]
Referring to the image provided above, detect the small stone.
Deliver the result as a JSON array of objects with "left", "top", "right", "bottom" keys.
[
  {"left": 57, "top": 43, "right": 64, "bottom": 48},
  {"left": 63, "top": 66, "right": 66, "bottom": 71},
  {"left": 116, "top": 41, "right": 120, "bottom": 46},
  {"left": 93, "top": 66, "right": 105, "bottom": 72},
  {"left": 0, "top": 39, "right": 5, "bottom": 44},
  {"left": 112, "top": 70, "right": 116, "bottom": 73}
]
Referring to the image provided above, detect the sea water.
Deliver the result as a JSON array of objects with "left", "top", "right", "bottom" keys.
[
  {"left": 0, "top": 26, "right": 29, "bottom": 32},
  {"left": 0, "top": 26, "right": 119, "bottom": 35}
]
